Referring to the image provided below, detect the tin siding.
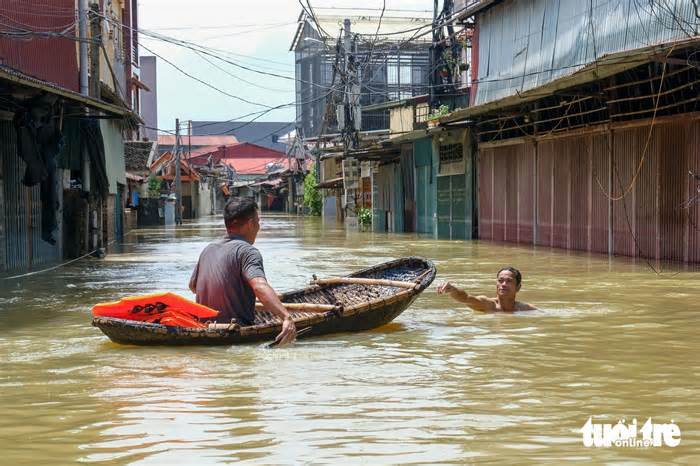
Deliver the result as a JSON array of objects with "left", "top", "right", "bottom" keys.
[
  {"left": 0, "top": 0, "right": 79, "bottom": 92},
  {"left": 479, "top": 117, "right": 700, "bottom": 263},
  {"left": 517, "top": 145, "right": 535, "bottom": 243},
  {"left": 569, "top": 136, "right": 590, "bottom": 252},
  {"left": 1, "top": 121, "right": 62, "bottom": 272},
  {"left": 478, "top": 148, "right": 494, "bottom": 240},
  {"left": 475, "top": 0, "right": 697, "bottom": 106},
  {"left": 504, "top": 147, "right": 518, "bottom": 242},
  {"left": 689, "top": 120, "right": 700, "bottom": 263},
  {"left": 491, "top": 149, "right": 507, "bottom": 241},
  {"left": 612, "top": 128, "right": 638, "bottom": 258},
  {"left": 536, "top": 145, "right": 554, "bottom": 247},
  {"left": 590, "top": 133, "right": 609, "bottom": 254}
]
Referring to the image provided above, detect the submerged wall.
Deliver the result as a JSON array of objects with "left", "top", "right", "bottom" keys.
[{"left": 478, "top": 115, "right": 700, "bottom": 263}]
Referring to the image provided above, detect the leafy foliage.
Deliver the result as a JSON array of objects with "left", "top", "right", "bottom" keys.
[
  {"left": 303, "top": 164, "right": 322, "bottom": 216},
  {"left": 147, "top": 176, "right": 162, "bottom": 198},
  {"left": 427, "top": 104, "right": 451, "bottom": 121},
  {"left": 357, "top": 207, "right": 372, "bottom": 228}
]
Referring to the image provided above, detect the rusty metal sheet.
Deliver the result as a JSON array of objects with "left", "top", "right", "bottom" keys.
[
  {"left": 478, "top": 148, "right": 494, "bottom": 240},
  {"left": 611, "top": 127, "right": 640, "bottom": 258},
  {"left": 477, "top": 117, "right": 700, "bottom": 264},
  {"left": 517, "top": 144, "right": 534, "bottom": 244},
  {"left": 688, "top": 120, "right": 700, "bottom": 263},
  {"left": 536, "top": 143, "right": 554, "bottom": 247},
  {"left": 504, "top": 147, "right": 518, "bottom": 242},
  {"left": 569, "top": 136, "right": 590, "bottom": 251},
  {"left": 0, "top": 121, "right": 61, "bottom": 272},
  {"left": 491, "top": 149, "right": 507, "bottom": 241},
  {"left": 590, "top": 133, "right": 609, "bottom": 254},
  {"left": 0, "top": 0, "right": 79, "bottom": 92}
]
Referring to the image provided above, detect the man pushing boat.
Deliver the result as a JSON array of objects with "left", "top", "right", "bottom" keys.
[
  {"left": 437, "top": 267, "right": 537, "bottom": 312},
  {"left": 189, "top": 197, "right": 297, "bottom": 345}
]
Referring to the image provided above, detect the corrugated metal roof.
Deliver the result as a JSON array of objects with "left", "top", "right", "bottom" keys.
[
  {"left": 442, "top": 37, "right": 699, "bottom": 123},
  {"left": 0, "top": 0, "right": 79, "bottom": 92},
  {"left": 473, "top": 0, "right": 700, "bottom": 106},
  {"left": 157, "top": 135, "right": 238, "bottom": 147}
]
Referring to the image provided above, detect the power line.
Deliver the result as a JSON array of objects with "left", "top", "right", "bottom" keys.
[{"left": 139, "top": 42, "right": 275, "bottom": 108}]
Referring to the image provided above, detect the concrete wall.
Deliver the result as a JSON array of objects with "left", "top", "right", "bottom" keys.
[
  {"left": 198, "top": 181, "right": 213, "bottom": 218},
  {"left": 390, "top": 106, "right": 414, "bottom": 134},
  {"left": 139, "top": 56, "right": 158, "bottom": 142},
  {"left": 100, "top": 120, "right": 126, "bottom": 195},
  {"left": 104, "top": 194, "right": 116, "bottom": 246}
]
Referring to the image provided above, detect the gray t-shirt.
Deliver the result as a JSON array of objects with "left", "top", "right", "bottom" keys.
[{"left": 189, "top": 235, "right": 266, "bottom": 324}]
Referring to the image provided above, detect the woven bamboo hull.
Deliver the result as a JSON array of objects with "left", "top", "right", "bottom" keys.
[{"left": 92, "top": 257, "right": 435, "bottom": 346}]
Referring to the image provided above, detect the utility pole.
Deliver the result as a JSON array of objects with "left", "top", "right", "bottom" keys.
[
  {"left": 341, "top": 18, "right": 360, "bottom": 228},
  {"left": 78, "top": 0, "right": 89, "bottom": 96},
  {"left": 89, "top": 3, "right": 101, "bottom": 99},
  {"left": 429, "top": 0, "right": 439, "bottom": 110},
  {"left": 174, "top": 118, "right": 183, "bottom": 225}
]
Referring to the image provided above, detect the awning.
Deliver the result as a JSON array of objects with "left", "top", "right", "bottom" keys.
[
  {"left": 130, "top": 76, "right": 151, "bottom": 92},
  {"left": 251, "top": 178, "right": 285, "bottom": 187},
  {"left": 125, "top": 172, "right": 144, "bottom": 182},
  {"left": 317, "top": 177, "right": 343, "bottom": 189},
  {"left": 0, "top": 65, "right": 133, "bottom": 117},
  {"left": 440, "top": 37, "right": 700, "bottom": 125}
]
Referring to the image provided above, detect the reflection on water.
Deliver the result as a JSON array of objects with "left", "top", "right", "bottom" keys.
[{"left": 0, "top": 214, "right": 698, "bottom": 463}]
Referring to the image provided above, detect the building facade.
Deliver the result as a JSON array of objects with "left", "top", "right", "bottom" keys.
[
  {"left": 443, "top": 0, "right": 700, "bottom": 263},
  {"left": 0, "top": 0, "right": 141, "bottom": 274}
]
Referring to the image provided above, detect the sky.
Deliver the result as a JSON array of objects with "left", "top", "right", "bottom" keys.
[{"left": 138, "top": 0, "right": 434, "bottom": 133}]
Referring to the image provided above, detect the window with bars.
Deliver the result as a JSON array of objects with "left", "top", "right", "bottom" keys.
[{"left": 439, "top": 143, "right": 463, "bottom": 163}]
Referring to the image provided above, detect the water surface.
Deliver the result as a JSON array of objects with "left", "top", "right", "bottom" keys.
[{"left": 1, "top": 214, "right": 698, "bottom": 464}]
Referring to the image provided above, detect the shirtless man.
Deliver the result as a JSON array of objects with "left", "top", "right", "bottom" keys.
[{"left": 437, "top": 267, "right": 537, "bottom": 312}]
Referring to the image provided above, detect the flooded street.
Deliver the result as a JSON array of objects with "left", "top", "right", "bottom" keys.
[{"left": 1, "top": 214, "right": 699, "bottom": 464}]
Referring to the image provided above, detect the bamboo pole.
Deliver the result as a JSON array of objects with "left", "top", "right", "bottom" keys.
[
  {"left": 255, "top": 302, "right": 338, "bottom": 312},
  {"left": 311, "top": 277, "right": 418, "bottom": 289},
  {"left": 207, "top": 323, "right": 240, "bottom": 331}
]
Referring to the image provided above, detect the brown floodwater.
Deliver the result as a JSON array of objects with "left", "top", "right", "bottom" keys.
[{"left": 0, "top": 214, "right": 698, "bottom": 464}]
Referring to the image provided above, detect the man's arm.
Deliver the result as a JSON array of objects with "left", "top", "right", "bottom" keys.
[
  {"left": 248, "top": 276, "right": 297, "bottom": 345},
  {"left": 188, "top": 261, "right": 199, "bottom": 294},
  {"left": 437, "top": 282, "right": 496, "bottom": 312}
]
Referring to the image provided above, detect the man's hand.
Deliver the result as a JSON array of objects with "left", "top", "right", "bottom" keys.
[
  {"left": 249, "top": 277, "right": 298, "bottom": 347},
  {"left": 437, "top": 282, "right": 457, "bottom": 295},
  {"left": 273, "top": 315, "right": 297, "bottom": 347}
]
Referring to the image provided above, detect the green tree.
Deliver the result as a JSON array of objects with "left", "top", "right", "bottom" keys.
[
  {"left": 303, "top": 164, "right": 322, "bottom": 216},
  {"left": 147, "top": 176, "right": 162, "bottom": 198}
]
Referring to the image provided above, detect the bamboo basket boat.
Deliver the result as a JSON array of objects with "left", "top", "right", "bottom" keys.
[{"left": 92, "top": 257, "right": 436, "bottom": 346}]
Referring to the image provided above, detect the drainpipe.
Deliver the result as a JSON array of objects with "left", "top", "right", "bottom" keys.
[{"left": 78, "top": 0, "right": 89, "bottom": 96}]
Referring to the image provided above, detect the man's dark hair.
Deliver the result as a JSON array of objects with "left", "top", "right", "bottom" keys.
[
  {"left": 224, "top": 197, "right": 258, "bottom": 229},
  {"left": 497, "top": 267, "right": 522, "bottom": 287}
]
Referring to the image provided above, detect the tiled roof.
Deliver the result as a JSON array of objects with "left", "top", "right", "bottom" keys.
[
  {"left": 219, "top": 157, "right": 291, "bottom": 175},
  {"left": 125, "top": 141, "right": 156, "bottom": 173},
  {"left": 157, "top": 134, "right": 238, "bottom": 147}
]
